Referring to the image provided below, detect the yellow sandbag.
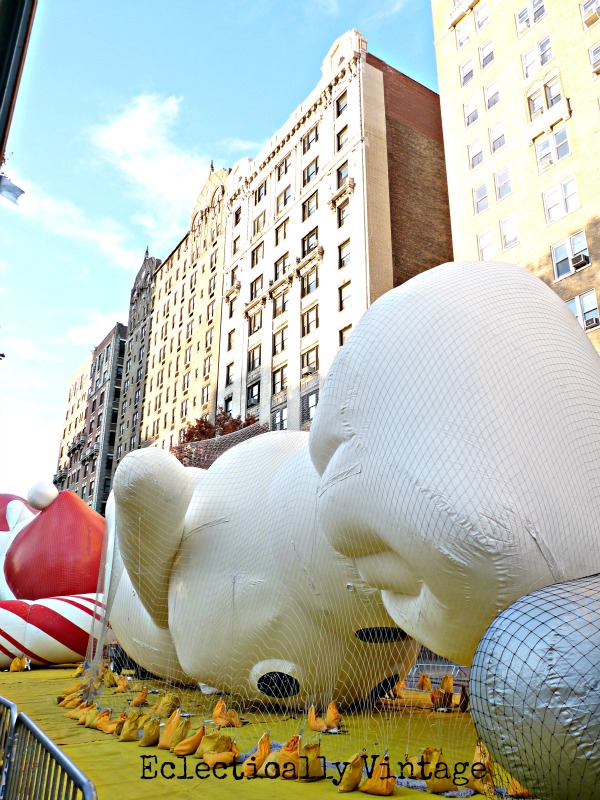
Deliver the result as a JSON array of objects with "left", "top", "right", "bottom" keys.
[
  {"left": 308, "top": 705, "right": 327, "bottom": 732},
  {"left": 77, "top": 705, "right": 93, "bottom": 725},
  {"left": 417, "top": 673, "right": 432, "bottom": 692},
  {"left": 242, "top": 731, "right": 271, "bottom": 778},
  {"left": 64, "top": 702, "right": 90, "bottom": 719},
  {"left": 98, "top": 712, "right": 125, "bottom": 734},
  {"left": 84, "top": 708, "right": 101, "bottom": 728},
  {"left": 131, "top": 687, "right": 148, "bottom": 707},
  {"left": 440, "top": 675, "right": 453, "bottom": 693},
  {"left": 279, "top": 734, "right": 301, "bottom": 780},
  {"left": 9, "top": 656, "right": 23, "bottom": 673},
  {"left": 114, "top": 676, "right": 129, "bottom": 693},
  {"left": 173, "top": 725, "right": 205, "bottom": 757},
  {"left": 392, "top": 679, "right": 406, "bottom": 697},
  {"left": 203, "top": 750, "right": 236, "bottom": 768},
  {"left": 425, "top": 752, "right": 459, "bottom": 794},
  {"left": 324, "top": 701, "right": 342, "bottom": 730},
  {"left": 113, "top": 714, "right": 128, "bottom": 737},
  {"left": 212, "top": 698, "right": 227, "bottom": 727},
  {"left": 103, "top": 669, "right": 118, "bottom": 689},
  {"left": 337, "top": 750, "right": 365, "bottom": 793},
  {"left": 91, "top": 710, "right": 110, "bottom": 730},
  {"left": 139, "top": 718, "right": 160, "bottom": 747},
  {"left": 157, "top": 709, "right": 181, "bottom": 750},
  {"left": 401, "top": 747, "right": 441, "bottom": 780},
  {"left": 256, "top": 750, "right": 281, "bottom": 778},
  {"left": 298, "top": 741, "right": 324, "bottom": 782},
  {"left": 156, "top": 693, "right": 180, "bottom": 718},
  {"left": 119, "top": 711, "right": 142, "bottom": 742},
  {"left": 359, "top": 754, "right": 396, "bottom": 796},
  {"left": 467, "top": 741, "right": 495, "bottom": 796},
  {"left": 195, "top": 731, "right": 231, "bottom": 759},
  {"left": 226, "top": 709, "right": 242, "bottom": 727},
  {"left": 506, "top": 777, "right": 535, "bottom": 797},
  {"left": 137, "top": 713, "right": 151, "bottom": 731},
  {"left": 170, "top": 717, "right": 191, "bottom": 752}
]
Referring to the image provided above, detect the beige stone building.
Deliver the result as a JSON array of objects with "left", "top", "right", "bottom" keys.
[
  {"left": 53, "top": 355, "right": 92, "bottom": 494},
  {"left": 115, "top": 249, "right": 159, "bottom": 468},
  {"left": 142, "top": 168, "right": 229, "bottom": 451},
  {"left": 216, "top": 29, "right": 452, "bottom": 430},
  {"left": 431, "top": 0, "right": 600, "bottom": 345}
]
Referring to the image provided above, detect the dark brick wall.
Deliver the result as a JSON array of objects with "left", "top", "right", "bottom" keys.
[{"left": 367, "top": 53, "right": 454, "bottom": 286}]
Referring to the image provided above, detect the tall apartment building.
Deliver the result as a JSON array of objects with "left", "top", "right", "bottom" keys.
[
  {"left": 53, "top": 354, "right": 92, "bottom": 493},
  {"left": 115, "top": 249, "right": 159, "bottom": 468},
  {"left": 431, "top": 0, "right": 600, "bottom": 346},
  {"left": 216, "top": 29, "right": 452, "bottom": 430},
  {"left": 54, "top": 323, "right": 127, "bottom": 513},
  {"left": 141, "top": 168, "right": 229, "bottom": 451}
]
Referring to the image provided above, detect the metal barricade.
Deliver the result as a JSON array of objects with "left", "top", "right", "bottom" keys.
[
  {"left": 3, "top": 713, "right": 97, "bottom": 800},
  {"left": 0, "top": 696, "right": 17, "bottom": 796}
]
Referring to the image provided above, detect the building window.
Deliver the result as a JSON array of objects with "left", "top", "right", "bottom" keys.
[
  {"left": 338, "top": 281, "right": 351, "bottom": 311},
  {"left": 303, "top": 158, "right": 318, "bottom": 186},
  {"left": 207, "top": 300, "right": 215, "bottom": 321},
  {"left": 536, "top": 126, "right": 570, "bottom": 171},
  {"left": 523, "top": 35, "right": 553, "bottom": 78},
  {"left": 277, "top": 186, "right": 291, "bottom": 212},
  {"left": 229, "top": 296, "right": 237, "bottom": 318},
  {"left": 339, "top": 325, "right": 352, "bottom": 346},
  {"left": 301, "top": 346, "right": 319, "bottom": 375},
  {"left": 469, "top": 139, "right": 484, "bottom": 169},
  {"left": 253, "top": 211, "right": 266, "bottom": 236},
  {"left": 254, "top": 181, "right": 266, "bottom": 204},
  {"left": 337, "top": 201, "right": 350, "bottom": 227},
  {"left": 301, "top": 266, "right": 318, "bottom": 297},
  {"left": 528, "top": 89, "right": 544, "bottom": 119},
  {"left": 464, "top": 100, "right": 478, "bottom": 127},
  {"left": 302, "top": 228, "right": 318, "bottom": 257},
  {"left": 495, "top": 168, "right": 511, "bottom": 200},
  {"left": 582, "top": 0, "right": 600, "bottom": 26},
  {"left": 545, "top": 77, "right": 561, "bottom": 107},
  {"left": 456, "top": 17, "right": 470, "bottom": 48},
  {"left": 273, "top": 290, "right": 289, "bottom": 317},
  {"left": 302, "top": 192, "right": 318, "bottom": 221},
  {"left": 544, "top": 177, "right": 580, "bottom": 223},
  {"left": 489, "top": 122, "right": 505, "bottom": 153},
  {"left": 248, "top": 310, "right": 262, "bottom": 335},
  {"left": 250, "top": 275, "right": 263, "bottom": 301},
  {"left": 272, "top": 365, "right": 287, "bottom": 394},
  {"left": 339, "top": 239, "right": 350, "bottom": 268},
  {"left": 182, "top": 372, "right": 190, "bottom": 392},
  {"left": 484, "top": 80, "right": 500, "bottom": 110},
  {"left": 275, "top": 218, "right": 288, "bottom": 245},
  {"left": 552, "top": 231, "right": 590, "bottom": 279},
  {"left": 478, "top": 229, "right": 495, "bottom": 260},
  {"left": 273, "top": 326, "right": 288, "bottom": 355},
  {"left": 202, "top": 385, "right": 209, "bottom": 405},
  {"left": 271, "top": 406, "right": 287, "bottom": 431},
  {"left": 301, "top": 390, "right": 319, "bottom": 425},
  {"left": 234, "top": 207, "right": 241, "bottom": 226},
  {"left": 302, "top": 305, "right": 319, "bottom": 336},
  {"left": 337, "top": 161, "right": 349, "bottom": 188},
  {"left": 227, "top": 329, "right": 235, "bottom": 351},
  {"left": 476, "top": 2, "right": 489, "bottom": 28},
  {"left": 251, "top": 242, "right": 265, "bottom": 267},
  {"left": 336, "top": 91, "right": 347, "bottom": 116},
  {"left": 247, "top": 382, "right": 260, "bottom": 408},
  {"left": 474, "top": 182, "right": 489, "bottom": 215},
  {"left": 516, "top": 0, "right": 545, "bottom": 34},
  {"left": 303, "top": 125, "right": 318, "bottom": 154},
  {"left": 203, "top": 355, "right": 212, "bottom": 376},
  {"left": 274, "top": 253, "right": 289, "bottom": 280},
  {"left": 224, "top": 363, "right": 234, "bottom": 387},
  {"left": 589, "top": 42, "right": 600, "bottom": 71},
  {"left": 337, "top": 126, "right": 348, "bottom": 151},
  {"left": 248, "top": 344, "right": 261, "bottom": 372},
  {"left": 567, "top": 290, "right": 599, "bottom": 330},
  {"left": 277, "top": 155, "right": 291, "bottom": 180},
  {"left": 480, "top": 41, "right": 494, "bottom": 69},
  {"left": 460, "top": 59, "right": 474, "bottom": 86},
  {"left": 500, "top": 215, "right": 519, "bottom": 249}
]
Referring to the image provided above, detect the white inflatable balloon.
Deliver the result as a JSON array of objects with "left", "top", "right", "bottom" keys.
[
  {"left": 110, "top": 432, "right": 419, "bottom": 706},
  {"left": 310, "top": 261, "right": 600, "bottom": 664}
]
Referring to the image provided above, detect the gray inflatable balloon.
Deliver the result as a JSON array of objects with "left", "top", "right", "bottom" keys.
[{"left": 470, "top": 574, "right": 600, "bottom": 800}]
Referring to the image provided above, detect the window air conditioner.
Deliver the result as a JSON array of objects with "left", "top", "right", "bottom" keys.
[
  {"left": 247, "top": 397, "right": 259, "bottom": 408},
  {"left": 585, "top": 317, "right": 599, "bottom": 329},
  {"left": 593, "top": 59, "right": 600, "bottom": 75},
  {"left": 571, "top": 253, "right": 590, "bottom": 269},
  {"left": 302, "top": 366, "right": 316, "bottom": 376}
]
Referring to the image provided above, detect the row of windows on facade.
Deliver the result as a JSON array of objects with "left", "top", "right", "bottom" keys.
[
  {"left": 154, "top": 256, "right": 209, "bottom": 306},
  {"left": 268, "top": 390, "right": 319, "bottom": 430},
  {"left": 246, "top": 280, "right": 351, "bottom": 336},
  {"left": 478, "top": 222, "right": 591, "bottom": 283},
  {"left": 473, "top": 171, "right": 580, "bottom": 227},
  {"left": 232, "top": 91, "right": 347, "bottom": 219}
]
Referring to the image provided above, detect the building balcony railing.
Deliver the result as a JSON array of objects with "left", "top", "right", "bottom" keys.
[{"left": 447, "top": 0, "right": 479, "bottom": 28}]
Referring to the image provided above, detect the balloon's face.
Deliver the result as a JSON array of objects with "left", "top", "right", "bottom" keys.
[{"left": 310, "top": 262, "right": 600, "bottom": 664}]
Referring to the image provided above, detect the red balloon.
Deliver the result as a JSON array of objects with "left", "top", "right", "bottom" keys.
[{"left": 4, "top": 491, "right": 104, "bottom": 600}]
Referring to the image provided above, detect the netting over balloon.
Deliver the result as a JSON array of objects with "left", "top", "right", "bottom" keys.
[{"left": 83, "top": 261, "right": 600, "bottom": 796}]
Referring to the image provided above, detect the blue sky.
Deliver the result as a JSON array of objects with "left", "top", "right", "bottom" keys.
[{"left": 0, "top": 0, "right": 438, "bottom": 496}]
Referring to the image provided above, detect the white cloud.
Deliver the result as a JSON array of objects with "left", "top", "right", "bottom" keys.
[
  {"left": 7, "top": 180, "right": 139, "bottom": 269},
  {"left": 91, "top": 94, "right": 211, "bottom": 246},
  {"left": 63, "top": 310, "right": 127, "bottom": 348},
  {"left": 219, "top": 137, "right": 264, "bottom": 155}
]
